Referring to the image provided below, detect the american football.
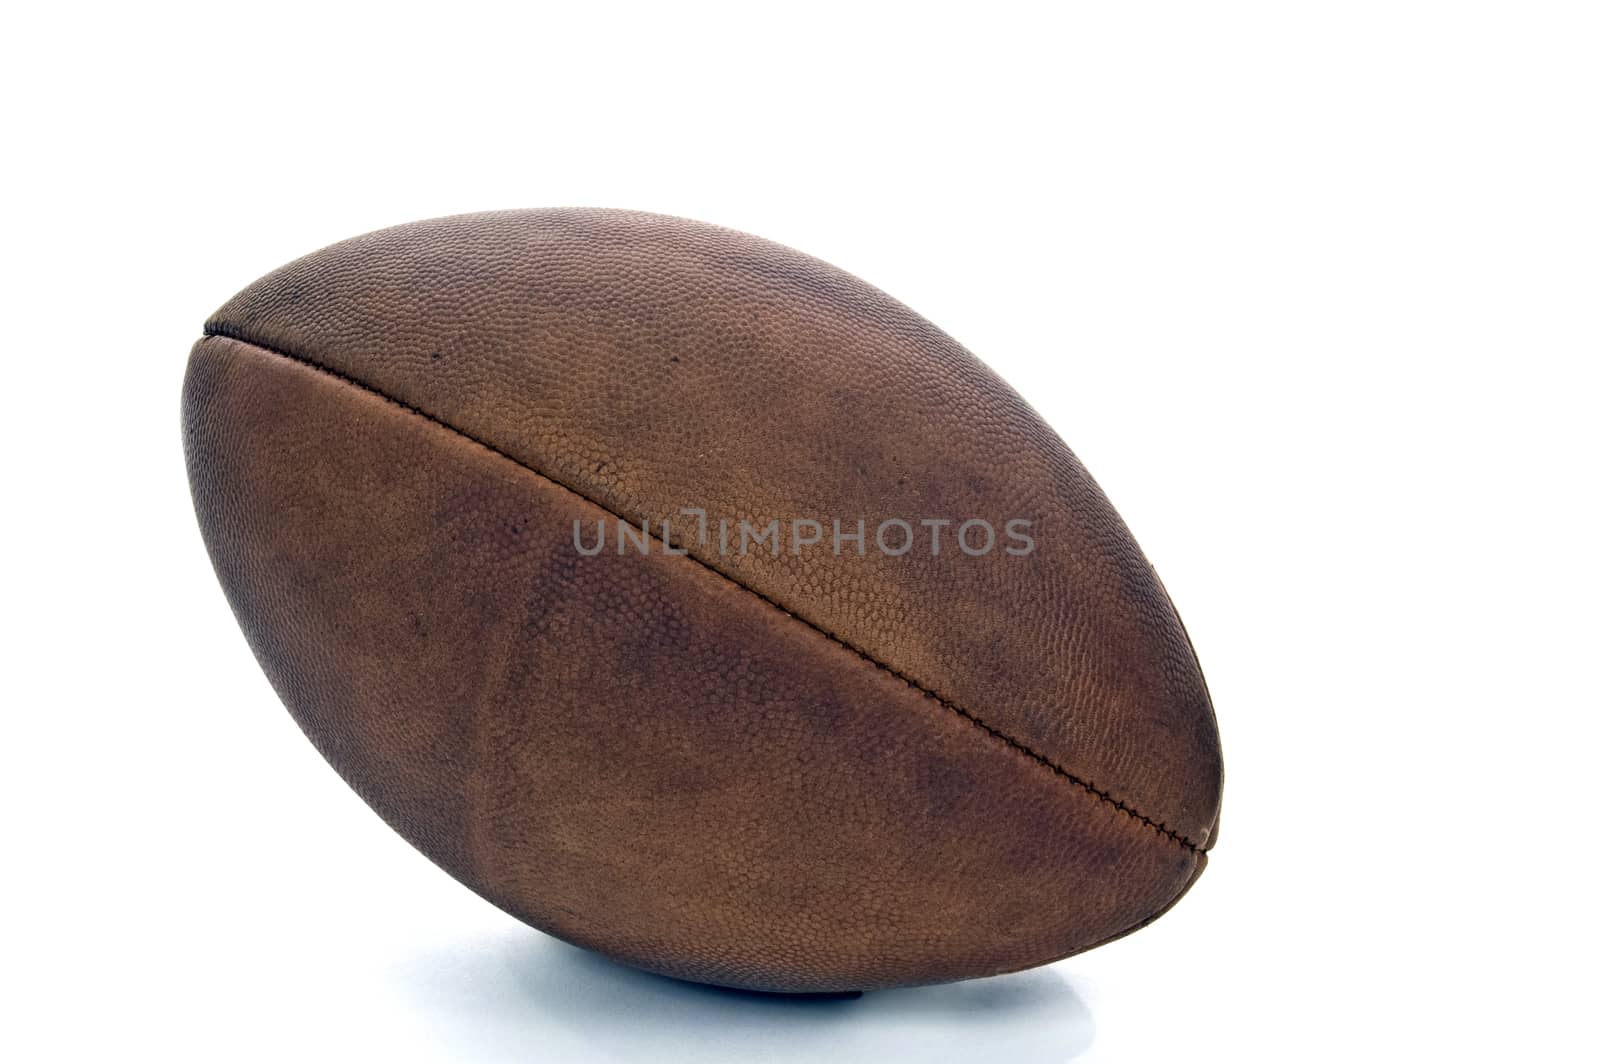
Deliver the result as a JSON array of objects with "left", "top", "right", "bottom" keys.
[{"left": 182, "top": 209, "right": 1223, "bottom": 992}]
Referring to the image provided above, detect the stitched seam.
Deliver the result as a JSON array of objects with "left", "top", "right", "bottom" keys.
[{"left": 202, "top": 324, "right": 1203, "bottom": 854}]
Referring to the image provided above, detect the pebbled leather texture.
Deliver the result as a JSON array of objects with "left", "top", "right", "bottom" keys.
[{"left": 183, "top": 209, "right": 1223, "bottom": 991}]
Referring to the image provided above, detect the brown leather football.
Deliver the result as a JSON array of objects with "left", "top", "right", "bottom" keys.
[{"left": 182, "top": 209, "right": 1223, "bottom": 992}]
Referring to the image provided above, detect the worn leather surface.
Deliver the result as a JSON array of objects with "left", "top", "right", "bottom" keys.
[{"left": 184, "top": 209, "right": 1223, "bottom": 991}]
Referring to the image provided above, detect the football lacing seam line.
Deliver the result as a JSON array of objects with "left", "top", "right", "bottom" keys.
[{"left": 202, "top": 324, "right": 1205, "bottom": 855}]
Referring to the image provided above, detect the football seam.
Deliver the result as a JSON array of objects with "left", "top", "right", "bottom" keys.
[{"left": 201, "top": 323, "right": 1204, "bottom": 854}]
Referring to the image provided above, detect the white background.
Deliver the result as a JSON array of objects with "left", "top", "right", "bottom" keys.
[{"left": 4, "top": 3, "right": 1596, "bottom": 1061}]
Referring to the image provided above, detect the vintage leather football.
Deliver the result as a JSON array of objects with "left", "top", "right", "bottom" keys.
[{"left": 182, "top": 209, "right": 1222, "bottom": 992}]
